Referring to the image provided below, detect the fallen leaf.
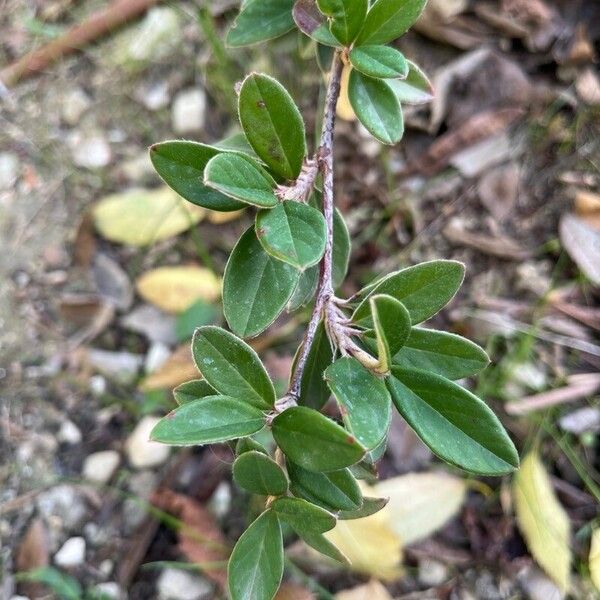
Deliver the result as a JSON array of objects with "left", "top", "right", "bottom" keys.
[
  {"left": 152, "top": 488, "right": 229, "bottom": 589},
  {"left": 575, "top": 190, "right": 600, "bottom": 231},
  {"left": 591, "top": 528, "right": 600, "bottom": 592},
  {"left": 335, "top": 580, "right": 392, "bottom": 600},
  {"left": 207, "top": 209, "right": 245, "bottom": 224},
  {"left": 136, "top": 266, "right": 221, "bottom": 313},
  {"left": 15, "top": 519, "right": 50, "bottom": 599},
  {"left": 140, "top": 344, "right": 197, "bottom": 391},
  {"left": 275, "top": 582, "right": 316, "bottom": 600},
  {"left": 513, "top": 450, "right": 572, "bottom": 593},
  {"left": 93, "top": 186, "right": 205, "bottom": 246},
  {"left": 93, "top": 252, "right": 133, "bottom": 311},
  {"left": 374, "top": 472, "right": 467, "bottom": 546},
  {"left": 559, "top": 214, "right": 600, "bottom": 285},
  {"left": 478, "top": 163, "right": 520, "bottom": 223}
]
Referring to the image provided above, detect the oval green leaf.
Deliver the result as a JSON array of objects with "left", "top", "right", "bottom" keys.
[
  {"left": 173, "top": 379, "right": 217, "bottom": 405},
  {"left": 293, "top": 0, "right": 341, "bottom": 47},
  {"left": 349, "top": 45, "right": 409, "bottom": 79},
  {"left": 272, "top": 497, "right": 336, "bottom": 533},
  {"left": 272, "top": 406, "right": 366, "bottom": 472},
  {"left": 355, "top": 0, "right": 428, "bottom": 46},
  {"left": 288, "top": 461, "right": 363, "bottom": 511},
  {"left": 256, "top": 201, "right": 327, "bottom": 269},
  {"left": 349, "top": 69, "right": 404, "bottom": 145},
  {"left": 223, "top": 227, "right": 300, "bottom": 338},
  {"left": 227, "top": 0, "right": 295, "bottom": 47},
  {"left": 317, "top": 0, "right": 368, "bottom": 45},
  {"left": 386, "top": 60, "right": 434, "bottom": 105},
  {"left": 239, "top": 73, "right": 307, "bottom": 180},
  {"left": 298, "top": 530, "right": 349, "bottom": 563},
  {"left": 393, "top": 328, "right": 490, "bottom": 380},
  {"left": 150, "top": 396, "right": 265, "bottom": 446},
  {"left": 370, "top": 294, "right": 411, "bottom": 373},
  {"left": 233, "top": 451, "right": 289, "bottom": 496},
  {"left": 204, "top": 153, "right": 278, "bottom": 208},
  {"left": 387, "top": 367, "right": 520, "bottom": 475},
  {"left": 192, "top": 326, "right": 276, "bottom": 409},
  {"left": 325, "top": 357, "right": 392, "bottom": 450},
  {"left": 338, "top": 496, "right": 389, "bottom": 520},
  {"left": 288, "top": 265, "right": 319, "bottom": 310},
  {"left": 149, "top": 141, "right": 245, "bottom": 212},
  {"left": 353, "top": 260, "right": 465, "bottom": 326},
  {"left": 228, "top": 510, "right": 284, "bottom": 600}
]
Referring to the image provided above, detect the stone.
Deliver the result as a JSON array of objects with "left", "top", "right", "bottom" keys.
[
  {"left": 92, "top": 582, "right": 125, "bottom": 600},
  {"left": 54, "top": 536, "right": 86, "bottom": 567},
  {"left": 208, "top": 481, "right": 231, "bottom": 520},
  {"left": 88, "top": 349, "right": 144, "bottom": 385},
  {"left": 69, "top": 131, "right": 112, "bottom": 170},
  {"left": 61, "top": 88, "right": 91, "bottom": 125},
  {"left": 172, "top": 88, "right": 207, "bottom": 135},
  {"left": 156, "top": 568, "right": 212, "bottom": 600},
  {"left": 93, "top": 253, "right": 134, "bottom": 311},
  {"left": 136, "top": 81, "right": 171, "bottom": 111},
  {"left": 126, "top": 416, "right": 170, "bottom": 469},
  {"left": 120, "top": 305, "right": 177, "bottom": 345},
  {"left": 89, "top": 374, "right": 108, "bottom": 396},
  {"left": 145, "top": 342, "right": 171, "bottom": 373},
  {"left": 0, "top": 152, "right": 19, "bottom": 190},
  {"left": 520, "top": 567, "right": 564, "bottom": 600},
  {"left": 82, "top": 450, "right": 120, "bottom": 484},
  {"left": 418, "top": 558, "right": 448, "bottom": 587},
  {"left": 57, "top": 420, "right": 82, "bottom": 445},
  {"left": 37, "top": 485, "right": 87, "bottom": 530}
]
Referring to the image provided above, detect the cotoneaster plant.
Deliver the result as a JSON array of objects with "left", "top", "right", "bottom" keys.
[{"left": 148, "top": 1, "right": 520, "bottom": 598}]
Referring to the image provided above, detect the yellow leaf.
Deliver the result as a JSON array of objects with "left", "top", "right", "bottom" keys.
[
  {"left": 335, "top": 580, "right": 392, "bottom": 600},
  {"left": 140, "top": 345, "right": 197, "bottom": 391},
  {"left": 591, "top": 528, "right": 600, "bottom": 592},
  {"left": 336, "top": 64, "right": 356, "bottom": 121},
  {"left": 374, "top": 472, "right": 467, "bottom": 546},
  {"left": 207, "top": 209, "right": 245, "bottom": 224},
  {"left": 513, "top": 450, "right": 572, "bottom": 593},
  {"left": 93, "top": 186, "right": 205, "bottom": 246},
  {"left": 136, "top": 266, "right": 221, "bottom": 313},
  {"left": 324, "top": 489, "right": 403, "bottom": 581}
]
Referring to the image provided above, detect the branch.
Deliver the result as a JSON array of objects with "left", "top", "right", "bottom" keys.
[{"left": 285, "top": 51, "right": 344, "bottom": 403}]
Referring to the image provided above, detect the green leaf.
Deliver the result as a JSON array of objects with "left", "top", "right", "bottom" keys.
[
  {"left": 386, "top": 60, "right": 434, "bottom": 105},
  {"left": 349, "top": 45, "right": 409, "bottom": 79},
  {"left": 272, "top": 406, "right": 366, "bottom": 472},
  {"left": 298, "top": 530, "right": 349, "bottom": 563},
  {"left": 293, "top": 321, "right": 334, "bottom": 410},
  {"left": 355, "top": 0, "right": 428, "bottom": 46},
  {"left": 16, "top": 567, "right": 82, "bottom": 600},
  {"left": 288, "top": 265, "right": 319, "bottom": 310},
  {"left": 236, "top": 437, "right": 268, "bottom": 455},
  {"left": 192, "top": 326, "right": 276, "bottom": 409},
  {"left": 272, "top": 497, "right": 336, "bottom": 533},
  {"left": 223, "top": 227, "right": 300, "bottom": 338},
  {"left": 150, "top": 396, "right": 265, "bottom": 446},
  {"left": 175, "top": 299, "right": 219, "bottom": 342},
  {"left": 227, "top": 0, "right": 295, "bottom": 47},
  {"left": 149, "top": 141, "right": 245, "bottom": 212},
  {"left": 393, "top": 328, "right": 490, "bottom": 380},
  {"left": 239, "top": 73, "right": 307, "bottom": 180},
  {"left": 228, "top": 510, "right": 284, "bottom": 600},
  {"left": 173, "top": 379, "right": 217, "bottom": 405},
  {"left": 387, "top": 367, "right": 520, "bottom": 475},
  {"left": 338, "top": 496, "right": 389, "bottom": 520},
  {"left": 213, "top": 132, "right": 260, "bottom": 157},
  {"left": 293, "top": 0, "right": 341, "bottom": 47},
  {"left": 370, "top": 294, "right": 411, "bottom": 373},
  {"left": 256, "top": 201, "right": 327, "bottom": 269},
  {"left": 325, "top": 357, "right": 392, "bottom": 450},
  {"left": 288, "top": 461, "right": 363, "bottom": 511},
  {"left": 349, "top": 70, "right": 404, "bottom": 144},
  {"left": 204, "top": 153, "right": 278, "bottom": 208},
  {"left": 233, "top": 451, "right": 289, "bottom": 496},
  {"left": 317, "top": 0, "right": 368, "bottom": 45},
  {"left": 353, "top": 260, "right": 465, "bottom": 326}
]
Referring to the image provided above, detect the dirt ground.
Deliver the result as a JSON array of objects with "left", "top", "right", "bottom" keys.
[{"left": 1, "top": 1, "right": 599, "bottom": 599}]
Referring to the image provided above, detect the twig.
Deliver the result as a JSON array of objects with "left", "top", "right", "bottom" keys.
[
  {"left": 285, "top": 51, "right": 344, "bottom": 403},
  {"left": 0, "top": 0, "right": 161, "bottom": 87}
]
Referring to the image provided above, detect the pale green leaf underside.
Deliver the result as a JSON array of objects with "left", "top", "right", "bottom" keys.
[
  {"left": 227, "top": 0, "right": 295, "bottom": 47},
  {"left": 350, "top": 45, "right": 409, "bottom": 79}
]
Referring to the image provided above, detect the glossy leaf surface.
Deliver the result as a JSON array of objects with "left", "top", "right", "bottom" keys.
[
  {"left": 236, "top": 436, "right": 268, "bottom": 455},
  {"left": 233, "top": 451, "right": 288, "bottom": 496},
  {"left": 350, "top": 45, "right": 409, "bottom": 79},
  {"left": 325, "top": 357, "right": 392, "bottom": 450},
  {"left": 173, "top": 379, "right": 216, "bottom": 405},
  {"left": 150, "top": 396, "right": 265, "bottom": 445},
  {"left": 192, "top": 326, "right": 275, "bottom": 409},
  {"left": 386, "top": 60, "right": 434, "bottom": 105},
  {"left": 204, "top": 154, "right": 278, "bottom": 208},
  {"left": 239, "top": 73, "right": 307, "bottom": 180},
  {"left": 272, "top": 407, "right": 366, "bottom": 472},
  {"left": 317, "top": 0, "right": 368, "bottom": 44},
  {"left": 227, "top": 0, "right": 295, "bottom": 47},
  {"left": 293, "top": 0, "right": 341, "bottom": 47},
  {"left": 338, "top": 496, "right": 389, "bottom": 520},
  {"left": 150, "top": 141, "right": 244, "bottom": 211},
  {"left": 256, "top": 201, "right": 327, "bottom": 269},
  {"left": 349, "top": 70, "right": 403, "bottom": 144},
  {"left": 387, "top": 368, "right": 519, "bottom": 475},
  {"left": 223, "top": 228, "right": 300, "bottom": 338},
  {"left": 272, "top": 497, "right": 336, "bottom": 533}
]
